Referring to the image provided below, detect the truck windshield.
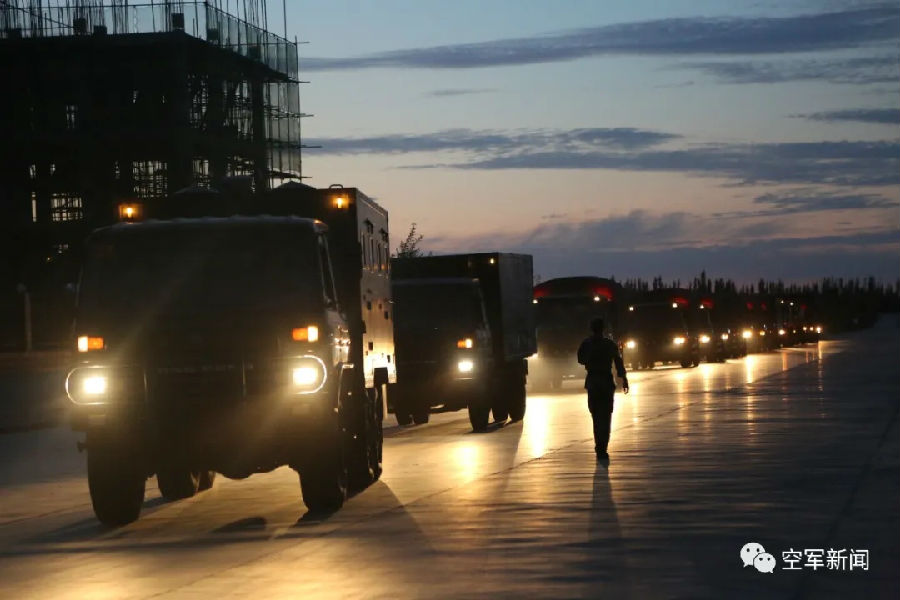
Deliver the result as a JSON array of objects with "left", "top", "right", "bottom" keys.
[
  {"left": 626, "top": 305, "right": 685, "bottom": 332},
  {"left": 536, "top": 298, "right": 612, "bottom": 330},
  {"left": 79, "top": 226, "right": 321, "bottom": 318},
  {"left": 393, "top": 282, "right": 484, "bottom": 330}
]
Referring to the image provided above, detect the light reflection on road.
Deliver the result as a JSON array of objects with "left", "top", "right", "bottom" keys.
[{"left": 0, "top": 341, "right": 857, "bottom": 599}]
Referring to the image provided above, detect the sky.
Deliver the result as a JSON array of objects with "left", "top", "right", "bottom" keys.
[{"left": 276, "top": 0, "right": 899, "bottom": 283}]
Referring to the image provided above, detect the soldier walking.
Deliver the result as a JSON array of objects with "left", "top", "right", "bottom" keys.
[{"left": 577, "top": 317, "right": 629, "bottom": 461}]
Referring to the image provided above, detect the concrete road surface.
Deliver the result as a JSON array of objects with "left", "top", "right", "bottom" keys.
[{"left": 1, "top": 318, "right": 897, "bottom": 599}]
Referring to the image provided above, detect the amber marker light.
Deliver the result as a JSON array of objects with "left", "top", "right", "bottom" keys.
[
  {"left": 457, "top": 338, "right": 474, "bottom": 349},
  {"left": 117, "top": 202, "right": 143, "bottom": 221},
  {"left": 292, "top": 326, "right": 319, "bottom": 342},
  {"left": 332, "top": 195, "right": 348, "bottom": 209},
  {"left": 77, "top": 336, "right": 104, "bottom": 352}
]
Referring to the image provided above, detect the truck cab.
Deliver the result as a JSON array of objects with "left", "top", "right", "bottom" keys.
[
  {"left": 67, "top": 186, "right": 391, "bottom": 526},
  {"left": 390, "top": 253, "right": 535, "bottom": 431},
  {"left": 621, "top": 300, "right": 699, "bottom": 369},
  {"left": 530, "top": 277, "right": 620, "bottom": 390}
]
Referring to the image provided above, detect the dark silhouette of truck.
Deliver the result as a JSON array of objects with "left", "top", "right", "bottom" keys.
[
  {"left": 530, "top": 277, "right": 621, "bottom": 389},
  {"left": 390, "top": 253, "right": 535, "bottom": 431},
  {"left": 66, "top": 186, "right": 393, "bottom": 525},
  {"left": 621, "top": 295, "right": 699, "bottom": 369}
]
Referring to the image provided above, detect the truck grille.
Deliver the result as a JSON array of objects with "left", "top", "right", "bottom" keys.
[{"left": 153, "top": 363, "right": 244, "bottom": 402}]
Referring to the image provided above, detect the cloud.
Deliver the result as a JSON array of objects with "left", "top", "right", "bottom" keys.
[
  {"left": 444, "top": 139, "right": 900, "bottom": 187},
  {"left": 310, "top": 126, "right": 899, "bottom": 186},
  {"left": 680, "top": 55, "right": 900, "bottom": 85},
  {"left": 306, "top": 127, "right": 681, "bottom": 155},
  {"left": 753, "top": 190, "right": 899, "bottom": 211},
  {"left": 426, "top": 211, "right": 900, "bottom": 282},
  {"left": 710, "top": 189, "right": 900, "bottom": 218},
  {"left": 795, "top": 107, "right": 900, "bottom": 124},
  {"left": 425, "top": 88, "right": 496, "bottom": 98},
  {"left": 303, "top": 6, "right": 899, "bottom": 71}
]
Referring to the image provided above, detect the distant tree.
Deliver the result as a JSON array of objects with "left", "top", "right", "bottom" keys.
[{"left": 394, "top": 222, "right": 425, "bottom": 258}]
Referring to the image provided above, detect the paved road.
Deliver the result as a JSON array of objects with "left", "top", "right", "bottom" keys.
[{"left": 0, "top": 319, "right": 897, "bottom": 599}]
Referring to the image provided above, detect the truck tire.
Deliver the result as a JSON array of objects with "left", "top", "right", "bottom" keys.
[
  {"left": 198, "top": 470, "right": 216, "bottom": 491},
  {"left": 87, "top": 434, "right": 146, "bottom": 527},
  {"left": 412, "top": 409, "right": 430, "bottom": 424},
  {"left": 350, "top": 386, "right": 383, "bottom": 492},
  {"left": 468, "top": 401, "right": 490, "bottom": 431},
  {"left": 508, "top": 385, "right": 526, "bottom": 421},
  {"left": 157, "top": 466, "right": 200, "bottom": 501},
  {"left": 300, "top": 435, "right": 348, "bottom": 513},
  {"left": 680, "top": 358, "right": 691, "bottom": 368},
  {"left": 491, "top": 389, "right": 509, "bottom": 423},
  {"left": 391, "top": 384, "right": 413, "bottom": 426}
]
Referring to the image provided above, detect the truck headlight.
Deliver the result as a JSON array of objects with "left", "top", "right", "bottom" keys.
[
  {"left": 625, "top": 340, "right": 637, "bottom": 349},
  {"left": 720, "top": 333, "right": 729, "bottom": 341},
  {"left": 66, "top": 367, "right": 110, "bottom": 405},
  {"left": 778, "top": 329, "right": 786, "bottom": 336},
  {"left": 291, "top": 355, "right": 327, "bottom": 394},
  {"left": 457, "top": 359, "right": 474, "bottom": 373},
  {"left": 673, "top": 336, "right": 686, "bottom": 345},
  {"left": 699, "top": 335, "right": 711, "bottom": 344},
  {"left": 742, "top": 330, "right": 752, "bottom": 339},
  {"left": 83, "top": 376, "right": 108, "bottom": 395},
  {"left": 815, "top": 326, "right": 822, "bottom": 334}
]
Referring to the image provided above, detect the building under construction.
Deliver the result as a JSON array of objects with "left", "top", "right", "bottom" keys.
[{"left": 0, "top": 1, "right": 305, "bottom": 349}]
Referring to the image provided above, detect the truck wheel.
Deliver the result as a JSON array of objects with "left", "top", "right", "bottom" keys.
[
  {"left": 350, "top": 386, "right": 383, "bottom": 492},
  {"left": 157, "top": 466, "right": 200, "bottom": 500},
  {"left": 300, "top": 434, "right": 348, "bottom": 513},
  {"left": 508, "top": 383, "right": 526, "bottom": 422},
  {"left": 680, "top": 359, "right": 691, "bottom": 368},
  {"left": 87, "top": 434, "right": 146, "bottom": 527},
  {"left": 392, "top": 385, "right": 413, "bottom": 426},
  {"left": 468, "top": 401, "right": 490, "bottom": 432},
  {"left": 412, "top": 409, "right": 430, "bottom": 424},
  {"left": 491, "top": 400, "right": 509, "bottom": 423},
  {"left": 198, "top": 470, "right": 216, "bottom": 491}
]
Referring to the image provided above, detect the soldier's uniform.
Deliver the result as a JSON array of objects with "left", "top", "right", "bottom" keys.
[{"left": 577, "top": 333, "right": 627, "bottom": 459}]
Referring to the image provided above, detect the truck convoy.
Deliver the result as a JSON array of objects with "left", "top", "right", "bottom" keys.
[
  {"left": 530, "top": 277, "right": 620, "bottom": 389},
  {"left": 66, "top": 186, "right": 392, "bottom": 525},
  {"left": 390, "top": 253, "right": 535, "bottom": 431}
]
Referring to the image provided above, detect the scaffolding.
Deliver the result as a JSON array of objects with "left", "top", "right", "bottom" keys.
[
  {"left": 0, "top": 1, "right": 304, "bottom": 200},
  {"left": 0, "top": 1, "right": 308, "bottom": 338}
]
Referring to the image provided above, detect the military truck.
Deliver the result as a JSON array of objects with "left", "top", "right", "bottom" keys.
[
  {"left": 530, "top": 277, "right": 621, "bottom": 390},
  {"left": 390, "top": 253, "right": 535, "bottom": 431},
  {"left": 621, "top": 298, "right": 699, "bottom": 369},
  {"left": 66, "top": 186, "right": 393, "bottom": 525}
]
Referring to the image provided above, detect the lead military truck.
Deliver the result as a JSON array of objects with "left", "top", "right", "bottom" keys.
[{"left": 66, "top": 186, "right": 394, "bottom": 525}]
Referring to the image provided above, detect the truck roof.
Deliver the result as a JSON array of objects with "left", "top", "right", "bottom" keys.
[{"left": 90, "top": 215, "right": 327, "bottom": 238}]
